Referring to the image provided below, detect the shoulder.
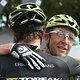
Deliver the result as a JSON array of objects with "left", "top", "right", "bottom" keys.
[
  {"left": 0, "top": 54, "right": 19, "bottom": 63},
  {"left": 38, "top": 51, "right": 70, "bottom": 68}
]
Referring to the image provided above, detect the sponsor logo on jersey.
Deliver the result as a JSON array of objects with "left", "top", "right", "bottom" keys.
[
  {"left": 0, "top": 77, "right": 63, "bottom": 80},
  {"left": 45, "top": 64, "right": 55, "bottom": 68},
  {"left": 14, "top": 62, "right": 55, "bottom": 68},
  {"left": 15, "top": 62, "right": 25, "bottom": 67}
]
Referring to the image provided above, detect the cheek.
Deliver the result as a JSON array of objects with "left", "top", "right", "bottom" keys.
[
  {"left": 67, "top": 44, "right": 72, "bottom": 53},
  {"left": 49, "top": 36, "right": 63, "bottom": 55},
  {"left": 50, "top": 36, "right": 60, "bottom": 45},
  {"left": 49, "top": 37, "right": 59, "bottom": 56},
  {"left": 66, "top": 46, "right": 72, "bottom": 55},
  {"left": 49, "top": 36, "right": 59, "bottom": 50},
  {"left": 50, "top": 38, "right": 56, "bottom": 46}
]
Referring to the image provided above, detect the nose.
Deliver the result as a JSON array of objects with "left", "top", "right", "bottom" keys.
[
  {"left": 62, "top": 34, "right": 70, "bottom": 42},
  {"left": 62, "top": 36, "right": 70, "bottom": 44}
]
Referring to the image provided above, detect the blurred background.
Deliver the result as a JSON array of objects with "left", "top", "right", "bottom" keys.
[{"left": 0, "top": 0, "right": 80, "bottom": 56}]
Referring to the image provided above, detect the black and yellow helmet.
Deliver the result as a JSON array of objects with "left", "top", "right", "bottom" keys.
[
  {"left": 8, "top": 3, "right": 46, "bottom": 28},
  {"left": 46, "top": 14, "right": 79, "bottom": 37}
]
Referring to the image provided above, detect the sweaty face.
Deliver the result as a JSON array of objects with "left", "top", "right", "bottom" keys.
[{"left": 45, "top": 27, "right": 76, "bottom": 56}]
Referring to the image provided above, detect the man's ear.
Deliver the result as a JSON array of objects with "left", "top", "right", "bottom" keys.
[
  {"left": 40, "top": 25, "right": 46, "bottom": 37},
  {"left": 41, "top": 30, "right": 45, "bottom": 37},
  {"left": 43, "top": 33, "right": 49, "bottom": 43}
]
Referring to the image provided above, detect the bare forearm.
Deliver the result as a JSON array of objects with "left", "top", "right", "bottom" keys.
[{"left": 0, "top": 43, "right": 14, "bottom": 55}]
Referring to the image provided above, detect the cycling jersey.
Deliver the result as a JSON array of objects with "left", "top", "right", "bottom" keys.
[{"left": 0, "top": 50, "right": 80, "bottom": 80}]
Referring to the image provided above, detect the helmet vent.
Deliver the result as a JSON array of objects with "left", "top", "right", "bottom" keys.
[
  {"left": 48, "top": 19, "right": 53, "bottom": 22},
  {"left": 55, "top": 19, "right": 66, "bottom": 23},
  {"left": 75, "top": 25, "right": 79, "bottom": 30},
  {"left": 68, "top": 20, "right": 74, "bottom": 26},
  {"left": 55, "top": 15, "right": 60, "bottom": 18},
  {"left": 20, "top": 4, "right": 36, "bottom": 9}
]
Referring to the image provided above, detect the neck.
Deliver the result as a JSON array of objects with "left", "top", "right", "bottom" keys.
[
  {"left": 19, "top": 39, "right": 41, "bottom": 49},
  {"left": 44, "top": 47, "right": 50, "bottom": 53}
]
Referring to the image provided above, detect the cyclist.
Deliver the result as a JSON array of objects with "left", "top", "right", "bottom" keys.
[
  {"left": 0, "top": 2, "right": 47, "bottom": 73},
  {"left": 44, "top": 14, "right": 80, "bottom": 80},
  {"left": 0, "top": 4, "right": 80, "bottom": 79}
]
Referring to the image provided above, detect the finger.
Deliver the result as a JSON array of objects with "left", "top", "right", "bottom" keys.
[
  {"left": 26, "top": 59, "right": 34, "bottom": 70},
  {"left": 30, "top": 50, "right": 46, "bottom": 62},
  {"left": 22, "top": 55, "right": 41, "bottom": 70},
  {"left": 30, "top": 54, "right": 45, "bottom": 68},
  {"left": 23, "top": 57, "right": 34, "bottom": 70},
  {"left": 30, "top": 58, "right": 41, "bottom": 70},
  {"left": 28, "top": 48, "right": 46, "bottom": 62},
  {"left": 21, "top": 55, "right": 34, "bottom": 70},
  {"left": 36, "top": 59, "right": 45, "bottom": 68}
]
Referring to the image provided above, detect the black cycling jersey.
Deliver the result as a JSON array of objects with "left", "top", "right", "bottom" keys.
[{"left": 0, "top": 51, "right": 80, "bottom": 80}]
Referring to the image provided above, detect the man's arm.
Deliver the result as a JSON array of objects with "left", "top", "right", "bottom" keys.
[
  {"left": 0, "top": 43, "right": 80, "bottom": 60},
  {"left": 57, "top": 56, "right": 80, "bottom": 74},
  {"left": 0, "top": 43, "right": 13, "bottom": 55},
  {"left": 0, "top": 43, "right": 46, "bottom": 70}
]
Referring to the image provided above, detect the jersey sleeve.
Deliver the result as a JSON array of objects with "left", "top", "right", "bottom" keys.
[{"left": 57, "top": 56, "right": 80, "bottom": 75}]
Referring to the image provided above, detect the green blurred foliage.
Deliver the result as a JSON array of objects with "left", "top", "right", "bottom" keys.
[
  {"left": 1, "top": 0, "right": 21, "bottom": 26},
  {"left": 73, "top": 36, "right": 80, "bottom": 46},
  {"left": 41, "top": 0, "right": 80, "bottom": 21},
  {"left": 3, "top": 0, "right": 21, "bottom": 14},
  {"left": 41, "top": 0, "right": 80, "bottom": 39}
]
